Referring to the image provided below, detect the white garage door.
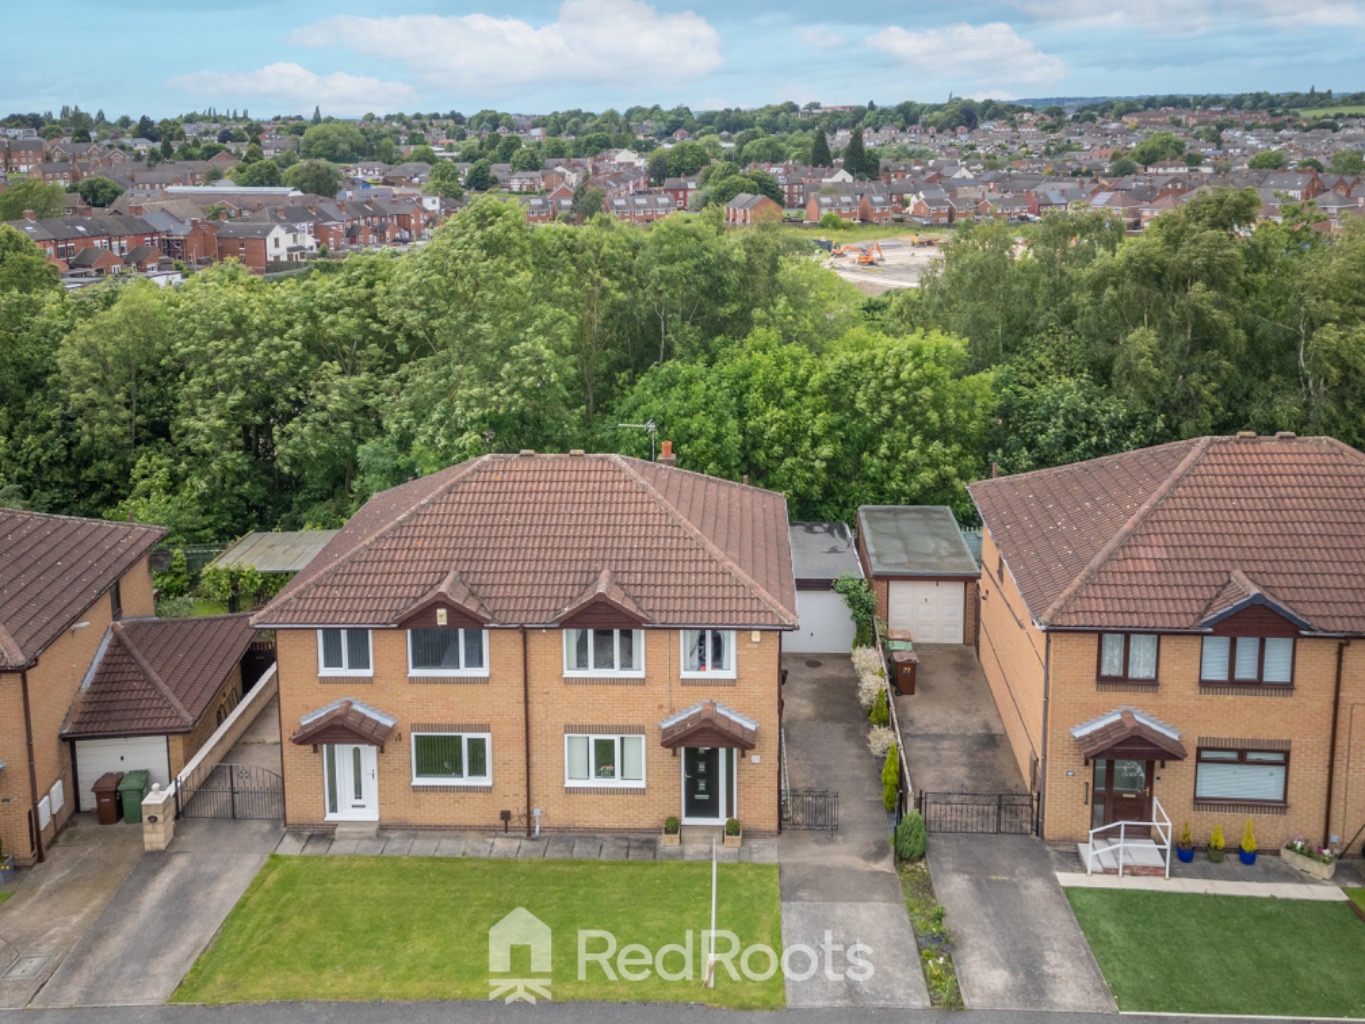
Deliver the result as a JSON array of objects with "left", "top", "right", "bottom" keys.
[
  {"left": 75, "top": 736, "right": 172, "bottom": 812},
  {"left": 788, "top": 589, "right": 857, "bottom": 653},
  {"left": 888, "top": 580, "right": 965, "bottom": 644}
]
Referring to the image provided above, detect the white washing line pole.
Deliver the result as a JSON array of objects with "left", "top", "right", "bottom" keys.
[{"left": 705, "top": 836, "right": 718, "bottom": 988}]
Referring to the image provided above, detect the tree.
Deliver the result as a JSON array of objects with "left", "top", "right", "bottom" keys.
[
  {"left": 811, "top": 129, "right": 834, "bottom": 169},
  {"left": 842, "top": 128, "right": 874, "bottom": 179},
  {"left": 570, "top": 177, "right": 605, "bottom": 222},
  {"left": 72, "top": 176, "right": 123, "bottom": 207},
  {"left": 1297, "top": 158, "right": 1325, "bottom": 172},
  {"left": 312, "top": 105, "right": 322, "bottom": 125},
  {"left": 284, "top": 160, "right": 344, "bottom": 197},
  {"left": 1248, "top": 149, "right": 1288, "bottom": 170},
  {"left": 1128, "top": 131, "right": 1185, "bottom": 167},
  {"left": 424, "top": 161, "right": 465, "bottom": 201},
  {"left": 241, "top": 142, "right": 264, "bottom": 164},
  {"left": 666, "top": 140, "right": 709, "bottom": 177},
  {"left": 300, "top": 121, "right": 365, "bottom": 163},
  {"left": 0, "top": 225, "right": 59, "bottom": 292},
  {"left": 464, "top": 159, "right": 496, "bottom": 192},
  {"left": 0, "top": 179, "right": 67, "bottom": 220},
  {"left": 408, "top": 145, "right": 439, "bottom": 164},
  {"left": 647, "top": 149, "right": 670, "bottom": 186},
  {"left": 234, "top": 159, "right": 284, "bottom": 187},
  {"left": 1108, "top": 155, "right": 1138, "bottom": 177},
  {"left": 1329, "top": 150, "right": 1364, "bottom": 175}
]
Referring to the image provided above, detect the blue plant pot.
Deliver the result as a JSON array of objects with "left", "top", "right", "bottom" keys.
[
  {"left": 1239, "top": 847, "right": 1257, "bottom": 865},
  {"left": 1176, "top": 846, "right": 1195, "bottom": 863}
]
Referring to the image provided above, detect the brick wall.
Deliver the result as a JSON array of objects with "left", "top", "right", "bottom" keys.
[
  {"left": 277, "top": 626, "right": 781, "bottom": 836},
  {"left": 170, "top": 662, "right": 244, "bottom": 777},
  {"left": 0, "top": 555, "right": 155, "bottom": 865}
]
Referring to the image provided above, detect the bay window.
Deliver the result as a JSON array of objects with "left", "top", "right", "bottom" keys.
[
  {"left": 317, "top": 628, "right": 371, "bottom": 675},
  {"left": 1200, "top": 636, "right": 1294, "bottom": 685},
  {"left": 565, "top": 734, "right": 645, "bottom": 786},
  {"left": 1195, "top": 748, "right": 1288, "bottom": 804},
  {"left": 564, "top": 629, "right": 643, "bottom": 675},
  {"left": 682, "top": 629, "right": 735, "bottom": 676}
]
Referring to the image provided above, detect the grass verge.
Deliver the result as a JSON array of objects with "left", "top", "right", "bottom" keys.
[
  {"left": 1348, "top": 887, "right": 1365, "bottom": 914},
  {"left": 174, "top": 855, "right": 783, "bottom": 1009},
  {"left": 0, "top": 892, "right": 11, "bottom": 906},
  {"left": 898, "top": 860, "right": 963, "bottom": 1009},
  {"left": 1067, "top": 889, "right": 1365, "bottom": 1016}
]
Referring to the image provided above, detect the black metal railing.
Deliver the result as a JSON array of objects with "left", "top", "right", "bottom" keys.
[
  {"left": 176, "top": 762, "right": 284, "bottom": 821},
  {"left": 918, "top": 791, "right": 1036, "bottom": 835},
  {"left": 780, "top": 789, "right": 839, "bottom": 832}
]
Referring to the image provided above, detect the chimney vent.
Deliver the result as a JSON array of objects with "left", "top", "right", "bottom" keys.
[
  {"left": 658, "top": 440, "right": 676, "bottom": 465},
  {"left": 569, "top": 449, "right": 585, "bottom": 457},
  {"left": 22, "top": 209, "right": 36, "bottom": 222},
  {"left": 1236, "top": 431, "right": 1256, "bottom": 439},
  {"left": 518, "top": 449, "right": 536, "bottom": 457},
  {"left": 1275, "top": 431, "right": 1297, "bottom": 439}
]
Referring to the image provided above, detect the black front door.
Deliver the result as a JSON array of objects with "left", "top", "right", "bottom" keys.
[{"left": 684, "top": 746, "right": 720, "bottom": 821}]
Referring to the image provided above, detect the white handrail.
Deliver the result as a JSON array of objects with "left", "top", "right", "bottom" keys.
[{"left": 1084, "top": 795, "right": 1174, "bottom": 878}]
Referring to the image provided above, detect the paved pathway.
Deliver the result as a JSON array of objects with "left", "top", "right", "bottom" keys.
[
  {"left": 1057, "top": 871, "right": 1351, "bottom": 899},
  {"left": 779, "top": 655, "right": 928, "bottom": 1009},
  {"left": 276, "top": 829, "right": 778, "bottom": 863}
]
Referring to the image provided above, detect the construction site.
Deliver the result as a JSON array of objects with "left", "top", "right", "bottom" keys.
[{"left": 817, "top": 235, "right": 946, "bottom": 295}]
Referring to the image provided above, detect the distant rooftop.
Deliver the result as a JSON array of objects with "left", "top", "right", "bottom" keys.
[
  {"left": 788, "top": 522, "right": 862, "bottom": 582},
  {"left": 211, "top": 530, "right": 339, "bottom": 574},
  {"left": 857, "top": 506, "right": 980, "bottom": 578}
]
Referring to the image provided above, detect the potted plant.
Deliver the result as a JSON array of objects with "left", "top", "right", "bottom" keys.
[
  {"left": 661, "top": 816, "right": 680, "bottom": 847},
  {"left": 0, "top": 836, "right": 13, "bottom": 884},
  {"left": 724, "top": 817, "right": 742, "bottom": 848},
  {"left": 1239, "top": 819, "right": 1257, "bottom": 865},
  {"left": 1282, "top": 835, "right": 1337, "bottom": 881},
  {"left": 1176, "top": 822, "right": 1195, "bottom": 864},
  {"left": 1207, "top": 825, "right": 1226, "bottom": 863}
]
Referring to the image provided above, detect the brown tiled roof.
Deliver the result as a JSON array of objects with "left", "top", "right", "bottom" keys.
[
  {"left": 0, "top": 509, "right": 165, "bottom": 670},
  {"left": 660, "top": 700, "right": 759, "bottom": 750},
  {"left": 255, "top": 453, "right": 797, "bottom": 629},
  {"left": 969, "top": 435, "right": 1365, "bottom": 632},
  {"left": 1073, "top": 708, "right": 1187, "bottom": 761},
  {"left": 291, "top": 699, "right": 396, "bottom": 748},
  {"left": 63, "top": 614, "right": 255, "bottom": 737}
]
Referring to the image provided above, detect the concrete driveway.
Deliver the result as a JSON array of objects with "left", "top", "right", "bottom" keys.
[
  {"left": 30, "top": 819, "right": 281, "bottom": 1008},
  {"left": 779, "top": 655, "right": 929, "bottom": 1009},
  {"left": 0, "top": 820, "right": 145, "bottom": 1009}
]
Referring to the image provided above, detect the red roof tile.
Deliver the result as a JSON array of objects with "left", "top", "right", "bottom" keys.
[
  {"left": 63, "top": 614, "right": 256, "bottom": 737},
  {"left": 969, "top": 435, "right": 1365, "bottom": 633},
  {"left": 255, "top": 453, "right": 798, "bottom": 630},
  {"left": 0, "top": 508, "right": 165, "bottom": 670}
]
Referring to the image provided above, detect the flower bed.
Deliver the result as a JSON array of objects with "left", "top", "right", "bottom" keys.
[{"left": 1281, "top": 836, "right": 1336, "bottom": 881}]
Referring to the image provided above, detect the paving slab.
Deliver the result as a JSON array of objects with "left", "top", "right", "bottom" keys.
[
  {"left": 435, "top": 837, "right": 467, "bottom": 857},
  {"left": 407, "top": 836, "right": 442, "bottom": 856},
  {"left": 353, "top": 838, "right": 388, "bottom": 856},
  {"left": 490, "top": 837, "right": 522, "bottom": 858},
  {"left": 463, "top": 838, "right": 493, "bottom": 858},
  {"left": 782, "top": 901, "right": 929, "bottom": 1008},
  {"left": 31, "top": 819, "right": 282, "bottom": 1008},
  {"left": 541, "top": 836, "right": 576, "bottom": 859},
  {"left": 300, "top": 834, "right": 332, "bottom": 856},
  {"left": 626, "top": 838, "right": 656, "bottom": 860},
  {"left": 599, "top": 837, "right": 630, "bottom": 861},
  {"left": 274, "top": 832, "right": 307, "bottom": 855},
  {"left": 380, "top": 838, "right": 414, "bottom": 856},
  {"left": 571, "top": 838, "right": 602, "bottom": 859},
  {"left": 515, "top": 839, "right": 547, "bottom": 859},
  {"left": 656, "top": 843, "right": 683, "bottom": 861},
  {"left": 327, "top": 839, "right": 360, "bottom": 856}
]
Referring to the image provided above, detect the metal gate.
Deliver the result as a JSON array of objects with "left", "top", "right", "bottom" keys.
[
  {"left": 176, "top": 762, "right": 283, "bottom": 820},
  {"left": 780, "top": 789, "right": 839, "bottom": 832},
  {"left": 918, "top": 791, "right": 1035, "bottom": 834}
]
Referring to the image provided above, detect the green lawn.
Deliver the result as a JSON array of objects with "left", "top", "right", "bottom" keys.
[
  {"left": 781, "top": 222, "right": 949, "bottom": 244},
  {"left": 1295, "top": 104, "right": 1365, "bottom": 117},
  {"left": 174, "top": 855, "right": 784, "bottom": 1009},
  {"left": 1067, "top": 889, "right": 1365, "bottom": 1017},
  {"left": 1349, "top": 887, "right": 1365, "bottom": 913},
  {"left": 0, "top": 892, "right": 11, "bottom": 907}
]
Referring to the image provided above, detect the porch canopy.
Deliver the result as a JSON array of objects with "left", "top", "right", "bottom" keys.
[
  {"left": 291, "top": 698, "right": 397, "bottom": 752},
  {"left": 1070, "top": 707, "right": 1187, "bottom": 762},
  {"left": 659, "top": 700, "right": 758, "bottom": 751}
]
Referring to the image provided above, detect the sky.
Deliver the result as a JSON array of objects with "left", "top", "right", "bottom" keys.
[{"left": 3, "top": 0, "right": 1363, "bottom": 119}]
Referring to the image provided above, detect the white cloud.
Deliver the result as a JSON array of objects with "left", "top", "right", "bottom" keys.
[
  {"left": 798, "top": 26, "right": 847, "bottom": 50},
  {"left": 167, "top": 63, "right": 415, "bottom": 116},
  {"left": 1008, "top": 0, "right": 1363, "bottom": 34},
  {"left": 868, "top": 23, "right": 1066, "bottom": 90},
  {"left": 292, "top": 0, "right": 722, "bottom": 92}
]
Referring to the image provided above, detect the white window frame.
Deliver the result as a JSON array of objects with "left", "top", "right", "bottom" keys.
[
  {"left": 680, "top": 629, "right": 737, "bottom": 678},
  {"left": 564, "top": 733, "right": 646, "bottom": 788},
  {"left": 562, "top": 628, "right": 645, "bottom": 677},
  {"left": 410, "top": 731, "right": 492, "bottom": 786},
  {"left": 406, "top": 627, "right": 489, "bottom": 677},
  {"left": 316, "top": 628, "right": 372, "bottom": 676}
]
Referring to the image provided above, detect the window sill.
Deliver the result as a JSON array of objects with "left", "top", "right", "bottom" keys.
[
  {"left": 1193, "top": 799, "right": 1288, "bottom": 815},
  {"left": 1095, "top": 679, "right": 1158, "bottom": 693},
  {"left": 413, "top": 779, "right": 492, "bottom": 789},
  {"left": 318, "top": 675, "right": 372, "bottom": 683},
  {"left": 681, "top": 672, "right": 737, "bottom": 681},
  {"left": 411, "top": 783, "right": 493, "bottom": 794},
  {"left": 1199, "top": 683, "right": 1295, "bottom": 697},
  {"left": 563, "top": 675, "right": 646, "bottom": 686},
  {"left": 564, "top": 784, "right": 648, "bottom": 796},
  {"left": 408, "top": 674, "right": 490, "bottom": 685}
]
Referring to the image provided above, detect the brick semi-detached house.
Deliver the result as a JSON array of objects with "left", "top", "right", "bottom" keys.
[
  {"left": 969, "top": 434, "right": 1365, "bottom": 856},
  {"left": 253, "top": 449, "right": 797, "bottom": 836}
]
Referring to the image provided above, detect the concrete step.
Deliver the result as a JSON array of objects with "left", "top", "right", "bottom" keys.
[{"left": 333, "top": 821, "right": 379, "bottom": 840}]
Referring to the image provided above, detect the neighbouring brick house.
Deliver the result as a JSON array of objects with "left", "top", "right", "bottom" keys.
[
  {"left": 724, "top": 192, "right": 782, "bottom": 226},
  {"left": 969, "top": 434, "right": 1365, "bottom": 855},
  {"left": 0, "top": 510, "right": 163, "bottom": 865},
  {"left": 253, "top": 450, "right": 797, "bottom": 836}
]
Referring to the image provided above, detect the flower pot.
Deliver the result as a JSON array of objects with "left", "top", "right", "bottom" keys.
[
  {"left": 1238, "top": 847, "right": 1257, "bottom": 865},
  {"left": 1207, "top": 848, "right": 1225, "bottom": 863},
  {"left": 660, "top": 831, "right": 680, "bottom": 847},
  {"left": 0, "top": 854, "right": 14, "bottom": 885},
  {"left": 723, "top": 830, "right": 742, "bottom": 849},
  {"left": 1281, "top": 846, "right": 1336, "bottom": 881},
  {"left": 1176, "top": 846, "right": 1195, "bottom": 864}
]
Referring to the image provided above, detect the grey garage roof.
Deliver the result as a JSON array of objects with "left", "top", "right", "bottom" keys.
[
  {"left": 211, "top": 530, "right": 339, "bottom": 574},
  {"left": 857, "top": 506, "right": 980, "bottom": 578},
  {"left": 788, "top": 522, "right": 862, "bottom": 581}
]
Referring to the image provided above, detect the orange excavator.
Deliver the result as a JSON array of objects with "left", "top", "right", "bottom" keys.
[{"left": 855, "top": 242, "right": 884, "bottom": 265}]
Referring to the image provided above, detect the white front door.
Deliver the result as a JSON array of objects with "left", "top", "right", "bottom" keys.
[
  {"left": 324, "top": 743, "right": 379, "bottom": 821},
  {"left": 888, "top": 580, "right": 965, "bottom": 644}
]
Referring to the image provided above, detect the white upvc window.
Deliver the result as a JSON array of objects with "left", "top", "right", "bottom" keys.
[
  {"left": 681, "top": 629, "right": 736, "bottom": 677},
  {"left": 563, "top": 628, "right": 644, "bottom": 676},
  {"left": 407, "top": 628, "right": 488, "bottom": 676},
  {"left": 411, "top": 732, "right": 491, "bottom": 785},
  {"left": 317, "top": 628, "right": 372, "bottom": 675},
  {"left": 565, "top": 734, "right": 645, "bottom": 787}
]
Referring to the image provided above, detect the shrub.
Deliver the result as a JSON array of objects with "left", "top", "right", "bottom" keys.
[
  {"left": 882, "top": 745, "right": 900, "bottom": 812},
  {"left": 725, "top": 817, "right": 741, "bottom": 836},
  {"left": 156, "top": 595, "right": 196, "bottom": 619},
  {"left": 833, "top": 573, "right": 876, "bottom": 647},
  {"left": 867, "top": 725, "right": 896, "bottom": 759},
  {"left": 663, "top": 815, "right": 679, "bottom": 835},
  {"left": 869, "top": 687, "right": 890, "bottom": 726},
  {"left": 1241, "top": 818, "right": 1256, "bottom": 853},
  {"left": 851, "top": 646, "right": 883, "bottom": 677},
  {"left": 819, "top": 212, "right": 849, "bottom": 230},
  {"left": 155, "top": 547, "right": 191, "bottom": 598},
  {"left": 1178, "top": 821, "right": 1193, "bottom": 850},
  {"left": 895, "top": 810, "right": 927, "bottom": 862},
  {"left": 856, "top": 667, "right": 884, "bottom": 711},
  {"left": 1209, "top": 825, "right": 1225, "bottom": 851}
]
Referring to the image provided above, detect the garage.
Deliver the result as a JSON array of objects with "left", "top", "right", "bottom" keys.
[
  {"left": 857, "top": 505, "right": 980, "bottom": 646},
  {"left": 74, "top": 736, "right": 171, "bottom": 812},
  {"left": 889, "top": 580, "right": 965, "bottom": 644},
  {"left": 787, "top": 522, "right": 863, "bottom": 653}
]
